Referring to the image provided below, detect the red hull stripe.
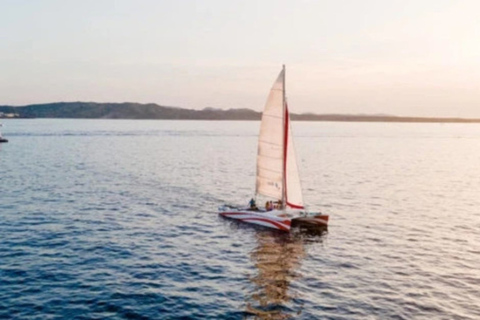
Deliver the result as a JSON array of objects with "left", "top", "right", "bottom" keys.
[
  {"left": 242, "top": 218, "right": 290, "bottom": 231},
  {"left": 219, "top": 212, "right": 291, "bottom": 231}
]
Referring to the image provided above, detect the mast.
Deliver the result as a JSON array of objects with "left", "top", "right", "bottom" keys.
[{"left": 281, "top": 64, "right": 286, "bottom": 209}]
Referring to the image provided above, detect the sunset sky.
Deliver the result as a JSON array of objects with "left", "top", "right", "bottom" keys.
[{"left": 1, "top": 0, "right": 480, "bottom": 117}]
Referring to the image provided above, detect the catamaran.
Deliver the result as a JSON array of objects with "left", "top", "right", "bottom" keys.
[{"left": 219, "top": 65, "right": 329, "bottom": 231}]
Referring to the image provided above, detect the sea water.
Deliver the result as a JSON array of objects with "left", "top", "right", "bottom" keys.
[{"left": 1, "top": 119, "right": 479, "bottom": 319}]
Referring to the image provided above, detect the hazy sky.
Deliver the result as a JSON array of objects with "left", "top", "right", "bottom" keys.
[{"left": 1, "top": 0, "right": 480, "bottom": 117}]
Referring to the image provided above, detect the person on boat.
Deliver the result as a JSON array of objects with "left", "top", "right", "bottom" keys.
[
  {"left": 265, "top": 201, "right": 271, "bottom": 211},
  {"left": 275, "top": 200, "right": 283, "bottom": 210},
  {"left": 249, "top": 198, "right": 257, "bottom": 210}
]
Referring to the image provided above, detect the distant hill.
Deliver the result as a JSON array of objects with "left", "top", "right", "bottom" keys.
[
  {"left": 0, "top": 102, "right": 261, "bottom": 120},
  {"left": 1, "top": 102, "right": 480, "bottom": 123}
]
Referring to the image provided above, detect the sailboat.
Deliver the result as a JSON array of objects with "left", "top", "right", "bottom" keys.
[{"left": 219, "top": 65, "right": 329, "bottom": 231}]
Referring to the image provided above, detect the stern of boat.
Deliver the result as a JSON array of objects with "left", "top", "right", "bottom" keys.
[{"left": 291, "top": 212, "right": 329, "bottom": 228}]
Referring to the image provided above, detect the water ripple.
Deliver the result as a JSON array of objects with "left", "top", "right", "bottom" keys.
[{"left": 1, "top": 120, "right": 480, "bottom": 319}]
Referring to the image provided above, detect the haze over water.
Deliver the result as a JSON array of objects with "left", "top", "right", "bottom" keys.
[{"left": 1, "top": 119, "right": 479, "bottom": 319}]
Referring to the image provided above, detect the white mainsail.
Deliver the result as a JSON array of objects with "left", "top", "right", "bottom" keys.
[
  {"left": 255, "top": 67, "right": 304, "bottom": 209},
  {"left": 256, "top": 69, "right": 284, "bottom": 200}
]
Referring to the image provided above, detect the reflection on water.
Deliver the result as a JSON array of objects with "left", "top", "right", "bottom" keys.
[{"left": 246, "top": 227, "right": 328, "bottom": 319}]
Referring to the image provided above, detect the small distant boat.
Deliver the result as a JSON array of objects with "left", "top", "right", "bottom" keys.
[
  {"left": 0, "top": 123, "right": 7, "bottom": 143},
  {"left": 219, "top": 66, "right": 329, "bottom": 231}
]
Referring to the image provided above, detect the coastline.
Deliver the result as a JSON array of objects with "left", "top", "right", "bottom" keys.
[{"left": 1, "top": 102, "right": 480, "bottom": 123}]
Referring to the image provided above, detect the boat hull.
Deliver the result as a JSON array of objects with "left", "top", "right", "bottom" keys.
[
  {"left": 219, "top": 206, "right": 329, "bottom": 231},
  {"left": 219, "top": 207, "right": 292, "bottom": 231},
  {"left": 0, "top": 138, "right": 7, "bottom": 143},
  {"left": 292, "top": 214, "right": 329, "bottom": 227}
]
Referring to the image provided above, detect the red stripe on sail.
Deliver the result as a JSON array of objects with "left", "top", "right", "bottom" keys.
[
  {"left": 286, "top": 201, "right": 304, "bottom": 209},
  {"left": 283, "top": 104, "right": 289, "bottom": 207},
  {"left": 284, "top": 103, "right": 304, "bottom": 210}
]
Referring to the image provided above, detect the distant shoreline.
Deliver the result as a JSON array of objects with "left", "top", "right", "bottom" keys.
[
  {"left": 3, "top": 117, "right": 480, "bottom": 123},
  {"left": 1, "top": 102, "right": 480, "bottom": 123}
]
